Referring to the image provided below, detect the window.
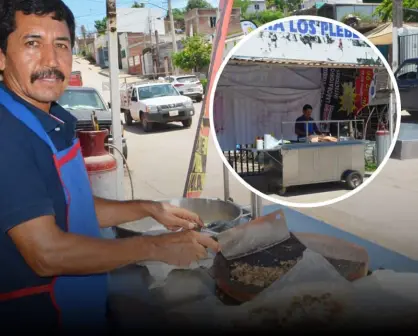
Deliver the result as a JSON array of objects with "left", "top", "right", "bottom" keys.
[
  {"left": 209, "top": 17, "right": 216, "bottom": 28},
  {"left": 255, "top": 4, "right": 260, "bottom": 10},
  {"left": 131, "top": 88, "right": 138, "bottom": 100}
]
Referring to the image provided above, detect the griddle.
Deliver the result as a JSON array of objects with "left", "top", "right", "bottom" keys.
[
  {"left": 212, "top": 232, "right": 369, "bottom": 304},
  {"left": 212, "top": 233, "right": 306, "bottom": 303}
]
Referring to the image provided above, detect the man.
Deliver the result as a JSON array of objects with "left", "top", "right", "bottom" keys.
[
  {"left": 0, "top": 1, "right": 219, "bottom": 333},
  {"left": 294, "top": 104, "right": 322, "bottom": 141}
]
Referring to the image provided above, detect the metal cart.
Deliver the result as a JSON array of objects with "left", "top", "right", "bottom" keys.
[{"left": 259, "top": 120, "right": 366, "bottom": 196}]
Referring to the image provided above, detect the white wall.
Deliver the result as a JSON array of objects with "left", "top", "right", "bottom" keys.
[
  {"left": 246, "top": 1, "right": 266, "bottom": 14},
  {"left": 117, "top": 8, "right": 166, "bottom": 35}
]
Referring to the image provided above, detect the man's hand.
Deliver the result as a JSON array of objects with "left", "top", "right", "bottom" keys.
[
  {"left": 149, "top": 230, "right": 220, "bottom": 267},
  {"left": 151, "top": 202, "right": 204, "bottom": 231}
]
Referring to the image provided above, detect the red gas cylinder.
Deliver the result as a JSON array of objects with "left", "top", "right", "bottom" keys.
[{"left": 77, "top": 130, "right": 118, "bottom": 199}]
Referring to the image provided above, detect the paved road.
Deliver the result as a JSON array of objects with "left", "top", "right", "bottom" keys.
[{"left": 72, "top": 57, "right": 418, "bottom": 261}]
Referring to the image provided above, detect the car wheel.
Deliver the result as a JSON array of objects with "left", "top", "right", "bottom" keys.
[
  {"left": 182, "top": 118, "right": 192, "bottom": 128},
  {"left": 125, "top": 111, "right": 133, "bottom": 126},
  {"left": 141, "top": 113, "right": 153, "bottom": 133},
  {"left": 196, "top": 96, "right": 203, "bottom": 103}
]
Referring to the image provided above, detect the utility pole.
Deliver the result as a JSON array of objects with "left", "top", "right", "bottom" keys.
[
  {"left": 106, "top": 0, "right": 125, "bottom": 201},
  {"left": 168, "top": 0, "right": 179, "bottom": 75},
  {"left": 390, "top": 0, "right": 403, "bottom": 140}
]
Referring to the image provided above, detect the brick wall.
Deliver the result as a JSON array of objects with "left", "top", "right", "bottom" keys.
[{"left": 184, "top": 8, "right": 242, "bottom": 37}]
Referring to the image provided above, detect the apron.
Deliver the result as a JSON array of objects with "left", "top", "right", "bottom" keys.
[{"left": 0, "top": 87, "right": 108, "bottom": 333}]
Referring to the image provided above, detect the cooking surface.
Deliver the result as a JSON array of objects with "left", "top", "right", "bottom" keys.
[{"left": 213, "top": 233, "right": 307, "bottom": 302}]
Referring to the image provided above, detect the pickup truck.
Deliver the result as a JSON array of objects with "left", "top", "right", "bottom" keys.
[
  {"left": 120, "top": 81, "right": 195, "bottom": 132},
  {"left": 395, "top": 58, "right": 418, "bottom": 113},
  {"left": 58, "top": 86, "right": 128, "bottom": 159}
]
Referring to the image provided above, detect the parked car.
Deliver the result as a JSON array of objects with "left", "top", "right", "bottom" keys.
[
  {"left": 165, "top": 75, "right": 204, "bottom": 102},
  {"left": 120, "top": 81, "right": 195, "bottom": 132},
  {"left": 69, "top": 71, "right": 83, "bottom": 86},
  {"left": 58, "top": 86, "right": 128, "bottom": 159}
]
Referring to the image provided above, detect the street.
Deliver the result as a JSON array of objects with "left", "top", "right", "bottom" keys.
[{"left": 72, "top": 57, "right": 418, "bottom": 262}]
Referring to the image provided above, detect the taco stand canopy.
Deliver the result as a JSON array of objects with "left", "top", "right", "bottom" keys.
[{"left": 214, "top": 18, "right": 389, "bottom": 151}]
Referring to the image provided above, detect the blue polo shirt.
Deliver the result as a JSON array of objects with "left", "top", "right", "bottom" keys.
[{"left": 0, "top": 82, "right": 77, "bottom": 328}]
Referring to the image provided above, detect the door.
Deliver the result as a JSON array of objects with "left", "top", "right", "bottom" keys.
[{"left": 395, "top": 60, "right": 418, "bottom": 112}]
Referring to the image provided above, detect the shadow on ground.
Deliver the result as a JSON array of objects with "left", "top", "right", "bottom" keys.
[
  {"left": 124, "top": 122, "right": 189, "bottom": 135},
  {"left": 241, "top": 175, "right": 351, "bottom": 198}
]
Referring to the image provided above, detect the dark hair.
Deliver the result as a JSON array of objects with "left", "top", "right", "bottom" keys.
[
  {"left": 0, "top": 0, "right": 75, "bottom": 53},
  {"left": 303, "top": 104, "right": 313, "bottom": 111}
]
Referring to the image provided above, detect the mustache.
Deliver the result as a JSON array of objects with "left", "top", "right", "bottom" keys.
[{"left": 31, "top": 68, "right": 65, "bottom": 83}]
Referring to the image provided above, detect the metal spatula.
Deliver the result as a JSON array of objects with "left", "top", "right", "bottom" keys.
[{"left": 215, "top": 209, "right": 291, "bottom": 260}]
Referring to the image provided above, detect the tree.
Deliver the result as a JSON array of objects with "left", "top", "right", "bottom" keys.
[
  {"left": 233, "top": 0, "right": 252, "bottom": 15},
  {"left": 132, "top": 1, "right": 144, "bottom": 8},
  {"left": 243, "top": 10, "right": 284, "bottom": 26},
  {"left": 186, "top": 0, "right": 213, "bottom": 12},
  {"left": 94, "top": 17, "right": 107, "bottom": 35},
  {"left": 172, "top": 8, "right": 186, "bottom": 21},
  {"left": 375, "top": 0, "right": 418, "bottom": 22},
  {"left": 172, "top": 35, "right": 212, "bottom": 72},
  {"left": 268, "top": 0, "right": 302, "bottom": 13}
]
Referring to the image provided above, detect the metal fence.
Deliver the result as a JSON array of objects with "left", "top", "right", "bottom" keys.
[
  {"left": 399, "top": 33, "right": 418, "bottom": 64},
  {"left": 223, "top": 144, "right": 264, "bottom": 177}
]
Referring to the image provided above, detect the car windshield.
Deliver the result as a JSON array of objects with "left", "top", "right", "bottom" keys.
[
  {"left": 138, "top": 84, "right": 179, "bottom": 99},
  {"left": 177, "top": 76, "right": 199, "bottom": 83},
  {"left": 58, "top": 90, "right": 106, "bottom": 110}
]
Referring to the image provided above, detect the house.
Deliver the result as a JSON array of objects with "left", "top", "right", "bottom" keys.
[
  {"left": 296, "top": 1, "right": 381, "bottom": 22},
  {"left": 93, "top": 7, "right": 166, "bottom": 71},
  {"left": 184, "top": 8, "right": 242, "bottom": 38},
  {"left": 246, "top": 0, "right": 267, "bottom": 14}
]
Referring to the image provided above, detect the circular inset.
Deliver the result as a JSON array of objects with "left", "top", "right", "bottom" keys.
[{"left": 210, "top": 16, "right": 401, "bottom": 208}]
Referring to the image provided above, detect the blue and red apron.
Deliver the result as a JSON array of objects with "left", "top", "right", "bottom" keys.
[{"left": 0, "top": 87, "right": 108, "bottom": 333}]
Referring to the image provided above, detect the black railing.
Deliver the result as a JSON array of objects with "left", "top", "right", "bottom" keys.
[{"left": 223, "top": 144, "right": 264, "bottom": 177}]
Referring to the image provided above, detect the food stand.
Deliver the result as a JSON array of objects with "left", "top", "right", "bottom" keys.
[
  {"left": 213, "top": 18, "right": 392, "bottom": 195},
  {"left": 104, "top": 19, "right": 413, "bottom": 332}
]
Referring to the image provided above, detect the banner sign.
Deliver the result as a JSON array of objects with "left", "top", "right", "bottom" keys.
[
  {"left": 320, "top": 68, "right": 377, "bottom": 132},
  {"left": 241, "top": 20, "right": 258, "bottom": 35},
  {"left": 183, "top": 0, "right": 233, "bottom": 198},
  {"left": 266, "top": 19, "right": 361, "bottom": 39},
  {"left": 234, "top": 19, "right": 383, "bottom": 67}
]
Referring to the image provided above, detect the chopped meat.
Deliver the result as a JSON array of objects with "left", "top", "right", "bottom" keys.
[{"left": 230, "top": 260, "right": 298, "bottom": 287}]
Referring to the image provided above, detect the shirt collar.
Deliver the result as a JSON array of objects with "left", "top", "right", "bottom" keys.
[{"left": 0, "top": 82, "right": 77, "bottom": 133}]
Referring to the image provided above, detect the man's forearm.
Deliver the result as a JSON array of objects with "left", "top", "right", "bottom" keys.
[
  {"left": 94, "top": 197, "right": 161, "bottom": 228},
  {"left": 39, "top": 233, "right": 159, "bottom": 276}
]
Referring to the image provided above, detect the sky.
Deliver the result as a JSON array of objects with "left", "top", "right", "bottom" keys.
[{"left": 64, "top": 0, "right": 219, "bottom": 35}]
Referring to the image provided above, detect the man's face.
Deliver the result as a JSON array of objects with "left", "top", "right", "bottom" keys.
[
  {"left": 303, "top": 109, "right": 312, "bottom": 118},
  {"left": 0, "top": 12, "right": 72, "bottom": 107}
]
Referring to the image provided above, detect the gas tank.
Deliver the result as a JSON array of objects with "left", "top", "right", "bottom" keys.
[{"left": 77, "top": 129, "right": 118, "bottom": 239}]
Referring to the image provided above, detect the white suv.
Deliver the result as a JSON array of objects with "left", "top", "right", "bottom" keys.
[{"left": 166, "top": 75, "right": 204, "bottom": 102}]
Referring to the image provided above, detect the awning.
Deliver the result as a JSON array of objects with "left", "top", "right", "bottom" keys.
[
  {"left": 365, "top": 22, "right": 418, "bottom": 45},
  {"left": 230, "top": 56, "right": 385, "bottom": 69}
]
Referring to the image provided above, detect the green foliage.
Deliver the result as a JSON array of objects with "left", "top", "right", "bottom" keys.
[
  {"left": 85, "top": 52, "right": 96, "bottom": 65},
  {"left": 233, "top": 0, "right": 252, "bottom": 15},
  {"left": 243, "top": 10, "right": 284, "bottom": 26},
  {"left": 375, "top": 0, "right": 418, "bottom": 22},
  {"left": 172, "top": 8, "right": 186, "bottom": 21},
  {"left": 200, "top": 78, "right": 208, "bottom": 91},
  {"left": 186, "top": 0, "right": 213, "bottom": 11},
  {"left": 94, "top": 17, "right": 107, "bottom": 35},
  {"left": 172, "top": 35, "right": 212, "bottom": 72},
  {"left": 132, "top": 1, "right": 145, "bottom": 8},
  {"left": 269, "top": 0, "right": 302, "bottom": 13}
]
